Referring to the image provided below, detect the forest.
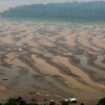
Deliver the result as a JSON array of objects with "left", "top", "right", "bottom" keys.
[{"left": 1, "top": 1, "right": 105, "bottom": 23}]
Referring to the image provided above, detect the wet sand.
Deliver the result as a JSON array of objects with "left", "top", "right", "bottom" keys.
[{"left": 0, "top": 18, "right": 105, "bottom": 102}]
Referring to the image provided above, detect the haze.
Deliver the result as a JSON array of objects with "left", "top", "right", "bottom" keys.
[{"left": 0, "top": 0, "right": 105, "bottom": 12}]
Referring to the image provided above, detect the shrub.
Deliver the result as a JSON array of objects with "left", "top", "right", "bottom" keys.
[
  {"left": 80, "top": 103, "right": 84, "bottom": 105},
  {"left": 61, "top": 101, "right": 69, "bottom": 105},
  {"left": 97, "top": 98, "right": 105, "bottom": 105},
  {"left": 4, "top": 98, "right": 17, "bottom": 105},
  {"left": 49, "top": 101, "right": 56, "bottom": 105}
]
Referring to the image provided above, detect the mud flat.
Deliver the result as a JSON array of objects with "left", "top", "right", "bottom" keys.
[{"left": 0, "top": 18, "right": 105, "bottom": 102}]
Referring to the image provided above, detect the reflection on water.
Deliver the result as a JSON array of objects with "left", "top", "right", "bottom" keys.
[
  {"left": 76, "top": 55, "right": 105, "bottom": 78},
  {"left": 0, "top": 65, "right": 20, "bottom": 86},
  {"left": 46, "top": 76, "right": 81, "bottom": 96},
  {"left": 95, "top": 56, "right": 105, "bottom": 68}
]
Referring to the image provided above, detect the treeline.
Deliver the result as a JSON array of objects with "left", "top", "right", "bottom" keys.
[
  {"left": 0, "top": 97, "right": 105, "bottom": 105},
  {"left": 1, "top": 1, "right": 105, "bottom": 23}
]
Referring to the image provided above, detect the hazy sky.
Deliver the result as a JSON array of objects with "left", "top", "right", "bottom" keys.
[{"left": 0, "top": 0, "right": 105, "bottom": 3}]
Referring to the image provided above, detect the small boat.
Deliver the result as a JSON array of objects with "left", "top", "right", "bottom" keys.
[
  {"left": 3, "top": 77, "right": 8, "bottom": 80},
  {"left": 69, "top": 98, "right": 77, "bottom": 103}
]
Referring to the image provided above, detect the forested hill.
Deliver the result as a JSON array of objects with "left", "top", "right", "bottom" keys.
[{"left": 1, "top": 1, "right": 105, "bottom": 22}]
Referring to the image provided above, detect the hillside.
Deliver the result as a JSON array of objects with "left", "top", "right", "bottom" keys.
[{"left": 1, "top": 1, "right": 105, "bottom": 23}]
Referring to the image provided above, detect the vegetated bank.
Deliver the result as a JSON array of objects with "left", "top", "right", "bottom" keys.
[
  {"left": 0, "top": 1, "right": 105, "bottom": 24},
  {"left": 0, "top": 97, "right": 105, "bottom": 105}
]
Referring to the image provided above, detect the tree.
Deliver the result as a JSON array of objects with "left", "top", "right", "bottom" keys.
[
  {"left": 26, "top": 103, "right": 38, "bottom": 105},
  {"left": 19, "top": 100, "right": 26, "bottom": 105},
  {"left": 15, "top": 97, "right": 23, "bottom": 102},
  {"left": 49, "top": 101, "right": 56, "bottom": 105},
  {"left": 4, "top": 98, "right": 17, "bottom": 105},
  {"left": 1, "top": 2, "right": 105, "bottom": 23},
  {"left": 80, "top": 103, "right": 85, "bottom": 105},
  {"left": 61, "top": 101, "right": 69, "bottom": 105},
  {"left": 97, "top": 98, "right": 105, "bottom": 105},
  {"left": 44, "top": 99, "right": 48, "bottom": 105}
]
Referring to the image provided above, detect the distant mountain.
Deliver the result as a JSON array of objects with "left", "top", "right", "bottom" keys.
[
  {"left": 0, "top": 0, "right": 105, "bottom": 3},
  {"left": 1, "top": 1, "right": 105, "bottom": 23},
  {"left": 0, "top": 0, "right": 105, "bottom": 12}
]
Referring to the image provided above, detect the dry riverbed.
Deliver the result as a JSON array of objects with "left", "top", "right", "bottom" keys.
[{"left": 0, "top": 18, "right": 105, "bottom": 103}]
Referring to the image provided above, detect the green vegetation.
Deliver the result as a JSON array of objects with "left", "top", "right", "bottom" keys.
[
  {"left": 0, "top": 97, "right": 105, "bottom": 105},
  {"left": 0, "top": 1, "right": 105, "bottom": 23},
  {"left": 97, "top": 98, "right": 105, "bottom": 105},
  {"left": 80, "top": 103, "right": 84, "bottom": 105},
  {"left": 2, "top": 97, "right": 38, "bottom": 105},
  {"left": 61, "top": 100, "right": 69, "bottom": 105},
  {"left": 49, "top": 101, "right": 56, "bottom": 105}
]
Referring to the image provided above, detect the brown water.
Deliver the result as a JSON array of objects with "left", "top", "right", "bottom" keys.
[{"left": 77, "top": 55, "right": 105, "bottom": 78}]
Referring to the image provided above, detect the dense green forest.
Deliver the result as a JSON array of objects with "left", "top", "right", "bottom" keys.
[{"left": 1, "top": 1, "right": 105, "bottom": 23}]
